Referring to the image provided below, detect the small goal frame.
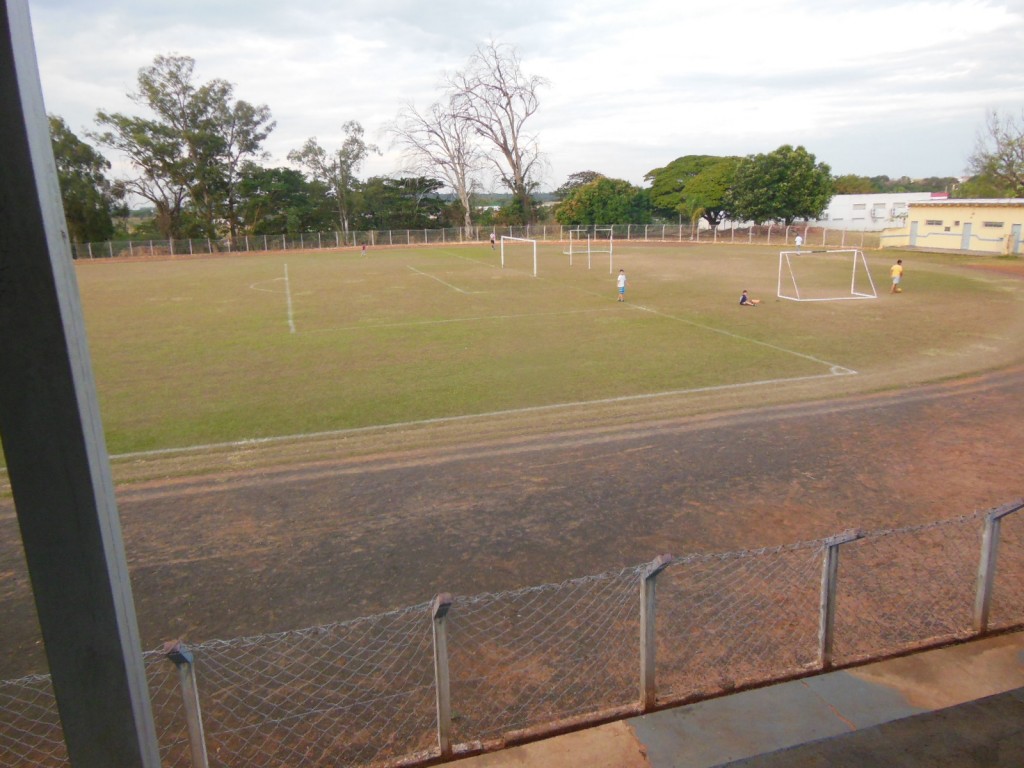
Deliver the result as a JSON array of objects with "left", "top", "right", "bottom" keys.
[
  {"left": 563, "top": 227, "right": 615, "bottom": 273},
  {"left": 777, "top": 249, "right": 878, "bottom": 302},
  {"left": 500, "top": 236, "right": 538, "bottom": 276}
]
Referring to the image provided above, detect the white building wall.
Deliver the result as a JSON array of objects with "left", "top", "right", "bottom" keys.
[{"left": 815, "top": 193, "right": 943, "bottom": 231}]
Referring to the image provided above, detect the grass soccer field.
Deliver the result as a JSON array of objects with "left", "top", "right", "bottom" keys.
[{"left": 73, "top": 242, "right": 1024, "bottom": 457}]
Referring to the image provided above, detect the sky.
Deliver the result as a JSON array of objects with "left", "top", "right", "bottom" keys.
[{"left": 25, "top": 0, "right": 1024, "bottom": 193}]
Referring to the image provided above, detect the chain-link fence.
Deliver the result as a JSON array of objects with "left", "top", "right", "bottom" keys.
[
  {"left": 67, "top": 223, "right": 882, "bottom": 260},
  {"left": 2, "top": 502, "right": 1021, "bottom": 767}
]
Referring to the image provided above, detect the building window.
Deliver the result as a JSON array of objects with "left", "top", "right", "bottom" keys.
[
  {"left": 853, "top": 203, "right": 866, "bottom": 210},
  {"left": 983, "top": 221, "right": 1005, "bottom": 228},
  {"left": 925, "top": 219, "right": 943, "bottom": 226}
]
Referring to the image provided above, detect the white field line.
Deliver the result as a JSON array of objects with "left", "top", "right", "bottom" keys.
[
  {"left": 107, "top": 369, "right": 853, "bottom": 461},
  {"left": 406, "top": 265, "right": 483, "bottom": 294},
  {"left": 249, "top": 269, "right": 296, "bottom": 333},
  {"left": 627, "top": 302, "right": 856, "bottom": 374},
  {"left": 284, "top": 263, "right": 296, "bottom": 334}
]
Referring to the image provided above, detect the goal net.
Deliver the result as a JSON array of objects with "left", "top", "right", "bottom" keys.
[
  {"left": 500, "top": 236, "right": 538, "bottom": 276},
  {"left": 563, "top": 227, "right": 615, "bottom": 273},
  {"left": 777, "top": 249, "right": 877, "bottom": 301}
]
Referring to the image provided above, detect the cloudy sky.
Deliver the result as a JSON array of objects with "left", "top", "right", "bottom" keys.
[{"left": 26, "top": 0, "right": 1024, "bottom": 191}]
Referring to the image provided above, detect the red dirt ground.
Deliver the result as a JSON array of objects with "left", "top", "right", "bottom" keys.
[{"left": 2, "top": 364, "right": 1023, "bottom": 680}]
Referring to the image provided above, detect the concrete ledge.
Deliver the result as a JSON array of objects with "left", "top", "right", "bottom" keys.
[{"left": 452, "top": 630, "right": 1024, "bottom": 768}]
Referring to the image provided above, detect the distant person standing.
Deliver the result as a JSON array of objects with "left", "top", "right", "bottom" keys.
[
  {"left": 890, "top": 258, "right": 904, "bottom": 293},
  {"left": 489, "top": 232, "right": 496, "bottom": 250},
  {"left": 795, "top": 234, "right": 803, "bottom": 252},
  {"left": 616, "top": 269, "right": 627, "bottom": 301},
  {"left": 361, "top": 244, "right": 367, "bottom": 257}
]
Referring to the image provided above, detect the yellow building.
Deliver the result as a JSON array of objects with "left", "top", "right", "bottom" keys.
[{"left": 879, "top": 199, "right": 1024, "bottom": 255}]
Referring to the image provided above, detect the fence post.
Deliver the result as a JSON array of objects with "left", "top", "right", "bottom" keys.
[
  {"left": 432, "top": 593, "right": 454, "bottom": 758},
  {"left": 639, "top": 555, "right": 673, "bottom": 711},
  {"left": 164, "top": 641, "right": 210, "bottom": 768},
  {"left": 818, "top": 530, "right": 861, "bottom": 669},
  {"left": 974, "top": 500, "right": 1024, "bottom": 634}
]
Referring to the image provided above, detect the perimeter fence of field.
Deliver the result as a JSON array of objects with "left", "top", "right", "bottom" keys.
[
  {"left": 2, "top": 500, "right": 1021, "bottom": 767},
  {"left": 68, "top": 222, "right": 881, "bottom": 260}
]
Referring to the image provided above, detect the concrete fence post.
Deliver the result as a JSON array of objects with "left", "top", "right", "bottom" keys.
[
  {"left": 639, "top": 555, "right": 674, "bottom": 711},
  {"left": 818, "top": 530, "right": 862, "bottom": 669},
  {"left": 164, "top": 641, "right": 210, "bottom": 768},
  {"left": 974, "top": 500, "right": 1024, "bottom": 634},
  {"left": 431, "top": 593, "right": 454, "bottom": 758}
]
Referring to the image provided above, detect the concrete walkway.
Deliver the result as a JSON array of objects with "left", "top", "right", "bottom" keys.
[{"left": 453, "top": 630, "right": 1024, "bottom": 767}]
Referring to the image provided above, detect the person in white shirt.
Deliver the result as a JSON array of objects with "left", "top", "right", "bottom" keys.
[{"left": 616, "top": 269, "right": 627, "bottom": 302}]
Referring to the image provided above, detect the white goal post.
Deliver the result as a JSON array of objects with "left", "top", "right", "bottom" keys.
[
  {"left": 563, "top": 227, "right": 615, "bottom": 273},
  {"left": 500, "top": 236, "right": 538, "bottom": 276},
  {"left": 777, "top": 249, "right": 878, "bottom": 301}
]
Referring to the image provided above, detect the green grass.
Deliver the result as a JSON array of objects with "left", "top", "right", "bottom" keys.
[{"left": 73, "top": 243, "right": 1024, "bottom": 454}]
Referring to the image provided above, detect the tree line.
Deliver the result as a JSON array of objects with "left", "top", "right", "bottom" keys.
[{"left": 50, "top": 46, "right": 1024, "bottom": 244}]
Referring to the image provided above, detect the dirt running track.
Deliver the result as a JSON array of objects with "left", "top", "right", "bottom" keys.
[{"left": 2, "top": 366, "right": 1024, "bottom": 679}]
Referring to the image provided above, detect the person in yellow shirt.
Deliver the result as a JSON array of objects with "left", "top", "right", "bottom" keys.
[{"left": 890, "top": 259, "right": 904, "bottom": 293}]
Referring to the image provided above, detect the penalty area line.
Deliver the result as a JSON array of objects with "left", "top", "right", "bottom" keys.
[
  {"left": 629, "top": 302, "right": 855, "bottom": 374},
  {"left": 107, "top": 368, "right": 856, "bottom": 461},
  {"left": 406, "top": 265, "right": 481, "bottom": 294}
]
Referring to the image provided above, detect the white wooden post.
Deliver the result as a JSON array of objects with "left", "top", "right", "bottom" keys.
[
  {"left": 640, "top": 555, "right": 673, "bottom": 711},
  {"left": 431, "top": 594, "right": 454, "bottom": 758},
  {"left": 818, "top": 530, "right": 862, "bottom": 669},
  {"left": 974, "top": 500, "right": 1024, "bottom": 633}
]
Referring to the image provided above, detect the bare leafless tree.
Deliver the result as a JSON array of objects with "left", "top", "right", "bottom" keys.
[
  {"left": 447, "top": 41, "right": 547, "bottom": 223},
  {"left": 967, "top": 108, "right": 1024, "bottom": 197},
  {"left": 387, "top": 99, "right": 483, "bottom": 228}
]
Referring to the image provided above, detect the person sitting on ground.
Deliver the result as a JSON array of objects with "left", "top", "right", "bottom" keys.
[{"left": 739, "top": 289, "right": 760, "bottom": 307}]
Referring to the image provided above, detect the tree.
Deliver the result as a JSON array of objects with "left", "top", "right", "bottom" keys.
[
  {"left": 644, "top": 155, "right": 740, "bottom": 228},
  {"left": 677, "top": 157, "right": 740, "bottom": 229},
  {"left": 387, "top": 99, "right": 483, "bottom": 228},
  {"left": 967, "top": 108, "right": 1024, "bottom": 197},
  {"left": 727, "top": 145, "right": 834, "bottom": 225},
  {"left": 555, "top": 177, "right": 650, "bottom": 225},
  {"left": 289, "top": 121, "right": 380, "bottom": 233},
  {"left": 833, "top": 174, "right": 879, "bottom": 194},
  {"left": 644, "top": 155, "right": 723, "bottom": 218},
  {"left": 554, "top": 171, "right": 605, "bottom": 199},
  {"left": 356, "top": 176, "right": 447, "bottom": 229},
  {"left": 447, "top": 41, "right": 547, "bottom": 224},
  {"left": 49, "top": 115, "right": 124, "bottom": 242},
  {"left": 92, "top": 54, "right": 274, "bottom": 239},
  {"left": 235, "top": 164, "right": 333, "bottom": 235}
]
